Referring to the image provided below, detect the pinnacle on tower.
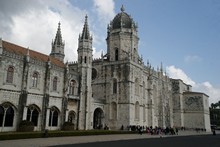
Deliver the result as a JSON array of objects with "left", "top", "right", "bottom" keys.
[
  {"left": 26, "top": 47, "right": 29, "bottom": 56},
  {"left": 81, "top": 15, "right": 90, "bottom": 40},
  {"left": 54, "top": 22, "right": 63, "bottom": 45},
  {"left": 50, "top": 22, "right": 65, "bottom": 62},
  {"left": 160, "top": 62, "right": 163, "bottom": 73}
]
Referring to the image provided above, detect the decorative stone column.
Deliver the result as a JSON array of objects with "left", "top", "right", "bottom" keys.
[
  {"left": 22, "top": 106, "right": 28, "bottom": 120},
  {"left": 65, "top": 109, "right": 69, "bottom": 122},
  {"left": 45, "top": 108, "right": 50, "bottom": 130}
]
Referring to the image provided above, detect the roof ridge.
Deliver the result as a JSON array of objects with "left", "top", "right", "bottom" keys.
[{"left": 2, "top": 40, "right": 65, "bottom": 68}]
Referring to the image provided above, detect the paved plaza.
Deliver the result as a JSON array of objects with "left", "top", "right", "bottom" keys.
[
  {"left": 0, "top": 130, "right": 216, "bottom": 147},
  {"left": 54, "top": 133, "right": 220, "bottom": 147}
]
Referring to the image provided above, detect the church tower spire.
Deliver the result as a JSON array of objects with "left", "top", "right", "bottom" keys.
[
  {"left": 81, "top": 15, "right": 90, "bottom": 40},
  {"left": 78, "top": 15, "right": 93, "bottom": 64},
  {"left": 50, "top": 22, "right": 65, "bottom": 62},
  {"left": 77, "top": 15, "right": 93, "bottom": 130}
]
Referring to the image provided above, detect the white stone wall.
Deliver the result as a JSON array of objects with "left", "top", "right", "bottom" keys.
[
  {"left": 67, "top": 100, "right": 78, "bottom": 114},
  {"left": 0, "top": 90, "right": 20, "bottom": 107},
  {"left": 0, "top": 54, "right": 23, "bottom": 132},
  {"left": 1, "top": 54, "right": 23, "bottom": 91},
  {"left": 27, "top": 62, "right": 46, "bottom": 94},
  {"left": 183, "top": 92, "right": 211, "bottom": 131},
  {"left": 204, "top": 111, "right": 211, "bottom": 131},
  {"left": 26, "top": 94, "right": 43, "bottom": 108},
  {"left": 184, "top": 113, "right": 204, "bottom": 128},
  {"left": 49, "top": 69, "right": 64, "bottom": 97}
]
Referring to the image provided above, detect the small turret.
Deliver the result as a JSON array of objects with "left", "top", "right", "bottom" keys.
[
  {"left": 80, "top": 15, "right": 92, "bottom": 40},
  {"left": 78, "top": 15, "right": 93, "bottom": 65},
  {"left": 26, "top": 47, "right": 30, "bottom": 62},
  {"left": 160, "top": 62, "right": 163, "bottom": 73},
  {"left": 50, "top": 22, "right": 65, "bottom": 62}
]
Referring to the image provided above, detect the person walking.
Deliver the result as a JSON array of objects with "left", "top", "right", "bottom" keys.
[{"left": 175, "top": 128, "right": 178, "bottom": 135}]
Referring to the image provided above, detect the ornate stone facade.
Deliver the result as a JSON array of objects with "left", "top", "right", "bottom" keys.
[{"left": 0, "top": 6, "right": 210, "bottom": 132}]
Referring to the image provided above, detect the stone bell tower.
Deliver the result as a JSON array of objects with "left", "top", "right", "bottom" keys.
[
  {"left": 106, "top": 5, "right": 139, "bottom": 63},
  {"left": 77, "top": 15, "right": 93, "bottom": 130}
]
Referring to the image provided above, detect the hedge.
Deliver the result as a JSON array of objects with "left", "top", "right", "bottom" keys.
[{"left": 0, "top": 130, "right": 137, "bottom": 140}]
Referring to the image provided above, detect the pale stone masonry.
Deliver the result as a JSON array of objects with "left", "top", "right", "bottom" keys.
[{"left": 0, "top": 6, "right": 211, "bottom": 132}]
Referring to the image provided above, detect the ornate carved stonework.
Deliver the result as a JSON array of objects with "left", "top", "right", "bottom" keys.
[
  {"left": 185, "top": 96, "right": 203, "bottom": 111},
  {"left": 172, "top": 80, "right": 179, "bottom": 93}
]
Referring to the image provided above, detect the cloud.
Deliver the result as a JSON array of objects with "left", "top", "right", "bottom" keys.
[
  {"left": 93, "top": 0, "right": 115, "bottom": 24},
  {"left": 90, "top": 0, "right": 115, "bottom": 57},
  {"left": 167, "top": 65, "right": 220, "bottom": 105},
  {"left": 93, "top": 47, "right": 104, "bottom": 59},
  {"left": 166, "top": 65, "right": 195, "bottom": 86},
  {"left": 193, "top": 82, "right": 220, "bottom": 105},
  {"left": 184, "top": 55, "right": 202, "bottom": 63},
  {"left": 0, "top": 0, "right": 88, "bottom": 62},
  {"left": 0, "top": 0, "right": 115, "bottom": 63}
]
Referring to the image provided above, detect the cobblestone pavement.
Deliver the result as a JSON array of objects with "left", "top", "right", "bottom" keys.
[{"left": 0, "top": 131, "right": 213, "bottom": 147}]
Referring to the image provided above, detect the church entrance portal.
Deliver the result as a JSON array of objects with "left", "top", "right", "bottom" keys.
[{"left": 93, "top": 108, "right": 104, "bottom": 129}]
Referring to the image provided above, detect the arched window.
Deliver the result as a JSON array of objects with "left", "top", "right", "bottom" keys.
[
  {"left": 0, "top": 106, "right": 3, "bottom": 126},
  {"left": 115, "top": 48, "right": 118, "bottom": 61},
  {"left": 92, "top": 68, "right": 97, "bottom": 80},
  {"left": 113, "top": 79, "right": 117, "bottom": 94},
  {"left": 68, "top": 111, "right": 76, "bottom": 129},
  {"left": 133, "top": 48, "right": 136, "bottom": 62},
  {"left": 68, "top": 111, "right": 76, "bottom": 124},
  {"left": 49, "top": 107, "right": 59, "bottom": 127},
  {"left": 93, "top": 108, "right": 104, "bottom": 129},
  {"left": 135, "top": 101, "right": 140, "bottom": 120},
  {"left": 26, "top": 105, "right": 39, "bottom": 126},
  {"left": 80, "top": 56, "right": 82, "bottom": 63},
  {"left": 6, "top": 66, "right": 14, "bottom": 83},
  {"left": 53, "top": 77, "right": 58, "bottom": 91},
  {"left": 0, "top": 103, "right": 14, "bottom": 127},
  {"left": 69, "top": 80, "right": 77, "bottom": 95},
  {"left": 32, "top": 72, "right": 38, "bottom": 88},
  {"left": 84, "top": 56, "right": 87, "bottom": 63},
  {"left": 5, "top": 106, "right": 14, "bottom": 126}
]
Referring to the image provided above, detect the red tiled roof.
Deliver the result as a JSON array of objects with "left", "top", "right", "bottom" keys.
[{"left": 2, "top": 40, "right": 65, "bottom": 68}]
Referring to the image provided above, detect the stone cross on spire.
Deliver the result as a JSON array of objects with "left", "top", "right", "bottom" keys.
[{"left": 121, "top": 4, "right": 125, "bottom": 12}]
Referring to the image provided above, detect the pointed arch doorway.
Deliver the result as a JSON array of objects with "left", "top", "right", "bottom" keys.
[{"left": 93, "top": 108, "right": 104, "bottom": 129}]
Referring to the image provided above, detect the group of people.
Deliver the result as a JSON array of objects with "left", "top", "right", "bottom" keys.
[{"left": 125, "top": 125, "right": 179, "bottom": 136}]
